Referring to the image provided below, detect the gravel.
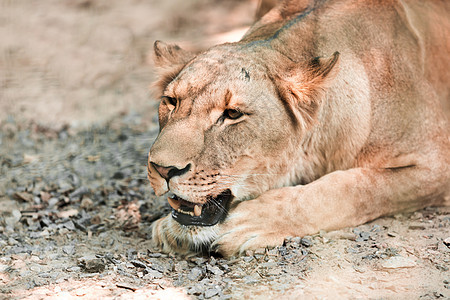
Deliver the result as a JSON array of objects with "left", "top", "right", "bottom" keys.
[{"left": 0, "top": 115, "right": 449, "bottom": 299}]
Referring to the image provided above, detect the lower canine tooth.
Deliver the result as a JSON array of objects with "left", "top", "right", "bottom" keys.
[
  {"left": 194, "top": 205, "right": 202, "bottom": 217},
  {"left": 168, "top": 197, "right": 181, "bottom": 210}
]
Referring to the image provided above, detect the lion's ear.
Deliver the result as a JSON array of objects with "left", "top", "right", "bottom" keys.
[
  {"left": 274, "top": 52, "right": 340, "bottom": 130},
  {"left": 153, "top": 40, "right": 193, "bottom": 68},
  {"left": 152, "top": 41, "right": 194, "bottom": 97},
  {"left": 308, "top": 51, "right": 340, "bottom": 86}
]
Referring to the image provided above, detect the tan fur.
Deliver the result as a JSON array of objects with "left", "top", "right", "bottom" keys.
[{"left": 148, "top": 0, "right": 450, "bottom": 257}]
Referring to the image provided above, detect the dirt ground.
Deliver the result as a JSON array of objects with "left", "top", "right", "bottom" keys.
[{"left": 0, "top": 0, "right": 449, "bottom": 299}]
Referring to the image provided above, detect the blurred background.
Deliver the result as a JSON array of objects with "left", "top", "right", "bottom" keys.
[
  {"left": 0, "top": 0, "right": 258, "bottom": 129},
  {"left": 0, "top": 1, "right": 260, "bottom": 293}
]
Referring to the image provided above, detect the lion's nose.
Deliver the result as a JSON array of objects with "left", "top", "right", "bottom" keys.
[{"left": 150, "top": 162, "right": 191, "bottom": 181}]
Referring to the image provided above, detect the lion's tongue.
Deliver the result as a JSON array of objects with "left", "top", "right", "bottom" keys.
[{"left": 167, "top": 197, "right": 202, "bottom": 217}]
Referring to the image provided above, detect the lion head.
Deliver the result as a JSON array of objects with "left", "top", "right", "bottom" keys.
[{"left": 147, "top": 40, "right": 339, "bottom": 254}]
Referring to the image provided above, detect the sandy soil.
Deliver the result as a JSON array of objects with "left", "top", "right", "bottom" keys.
[{"left": 0, "top": 0, "right": 449, "bottom": 299}]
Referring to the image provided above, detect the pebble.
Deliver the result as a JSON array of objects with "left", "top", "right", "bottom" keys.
[
  {"left": 356, "top": 231, "right": 371, "bottom": 242},
  {"left": 143, "top": 269, "right": 163, "bottom": 279},
  {"left": 242, "top": 256, "right": 254, "bottom": 263},
  {"left": 63, "top": 245, "right": 75, "bottom": 255},
  {"left": 48, "top": 198, "right": 59, "bottom": 208},
  {"left": 381, "top": 256, "right": 416, "bottom": 269},
  {"left": 67, "top": 266, "right": 81, "bottom": 272},
  {"left": 30, "top": 265, "right": 41, "bottom": 272},
  {"left": 130, "top": 260, "right": 147, "bottom": 268},
  {"left": 204, "top": 288, "right": 219, "bottom": 299},
  {"left": 78, "top": 255, "right": 105, "bottom": 273},
  {"left": 69, "top": 186, "right": 89, "bottom": 199},
  {"left": 207, "top": 264, "right": 224, "bottom": 276},
  {"left": 187, "top": 267, "right": 203, "bottom": 281},
  {"left": 0, "top": 264, "right": 10, "bottom": 273},
  {"left": 187, "top": 285, "right": 203, "bottom": 295},
  {"left": 444, "top": 237, "right": 450, "bottom": 247},
  {"left": 301, "top": 238, "right": 312, "bottom": 247},
  {"left": 3, "top": 113, "right": 448, "bottom": 298},
  {"left": 63, "top": 221, "right": 76, "bottom": 231},
  {"left": 408, "top": 223, "right": 426, "bottom": 230},
  {"left": 243, "top": 275, "right": 259, "bottom": 285},
  {"left": 80, "top": 197, "right": 94, "bottom": 210}
]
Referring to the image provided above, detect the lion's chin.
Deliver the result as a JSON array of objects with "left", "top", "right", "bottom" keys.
[{"left": 169, "top": 189, "right": 233, "bottom": 227}]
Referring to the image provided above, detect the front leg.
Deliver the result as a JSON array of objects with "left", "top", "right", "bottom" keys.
[{"left": 214, "top": 166, "right": 449, "bottom": 257}]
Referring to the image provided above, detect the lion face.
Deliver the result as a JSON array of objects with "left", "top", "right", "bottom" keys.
[{"left": 147, "top": 41, "right": 339, "bottom": 248}]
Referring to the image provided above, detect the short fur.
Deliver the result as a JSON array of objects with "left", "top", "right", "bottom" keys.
[{"left": 148, "top": 0, "right": 450, "bottom": 257}]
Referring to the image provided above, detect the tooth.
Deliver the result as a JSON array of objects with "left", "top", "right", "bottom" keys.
[
  {"left": 194, "top": 205, "right": 202, "bottom": 217},
  {"left": 168, "top": 197, "right": 181, "bottom": 210}
]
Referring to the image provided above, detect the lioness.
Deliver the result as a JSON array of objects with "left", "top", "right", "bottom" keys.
[{"left": 147, "top": 0, "right": 450, "bottom": 257}]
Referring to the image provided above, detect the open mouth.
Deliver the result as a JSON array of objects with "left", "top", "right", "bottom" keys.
[{"left": 167, "top": 190, "right": 233, "bottom": 226}]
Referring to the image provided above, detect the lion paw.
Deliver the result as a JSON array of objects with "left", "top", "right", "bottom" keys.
[
  {"left": 151, "top": 214, "right": 220, "bottom": 257},
  {"left": 151, "top": 215, "right": 193, "bottom": 256},
  {"left": 212, "top": 199, "right": 287, "bottom": 257}
]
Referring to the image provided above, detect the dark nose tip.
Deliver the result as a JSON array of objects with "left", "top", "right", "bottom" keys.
[{"left": 150, "top": 162, "right": 191, "bottom": 181}]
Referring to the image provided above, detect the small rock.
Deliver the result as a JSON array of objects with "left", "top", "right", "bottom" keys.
[
  {"left": 370, "top": 224, "right": 381, "bottom": 232},
  {"left": 301, "top": 238, "right": 312, "bottom": 247},
  {"left": 278, "top": 246, "right": 288, "bottom": 256},
  {"left": 80, "top": 197, "right": 94, "bottom": 210},
  {"left": 243, "top": 275, "right": 259, "bottom": 285},
  {"left": 62, "top": 245, "right": 75, "bottom": 255},
  {"left": 11, "top": 210, "right": 22, "bottom": 223},
  {"left": 209, "top": 257, "right": 217, "bottom": 266},
  {"left": 69, "top": 186, "right": 89, "bottom": 199},
  {"left": 40, "top": 191, "right": 51, "bottom": 202},
  {"left": 0, "top": 264, "right": 10, "bottom": 273},
  {"left": 58, "top": 209, "right": 78, "bottom": 219},
  {"left": 207, "top": 264, "right": 224, "bottom": 276},
  {"left": 204, "top": 288, "right": 219, "bottom": 299},
  {"left": 30, "top": 265, "right": 41, "bottom": 272},
  {"left": 291, "top": 237, "right": 302, "bottom": 244},
  {"left": 438, "top": 241, "right": 450, "bottom": 253},
  {"left": 187, "top": 267, "right": 203, "bottom": 281},
  {"left": 143, "top": 269, "right": 163, "bottom": 279},
  {"left": 48, "top": 198, "right": 59, "bottom": 208},
  {"left": 67, "top": 266, "right": 81, "bottom": 272},
  {"left": 357, "top": 231, "right": 371, "bottom": 242},
  {"left": 443, "top": 237, "right": 450, "bottom": 248},
  {"left": 262, "top": 261, "right": 277, "bottom": 268},
  {"left": 148, "top": 252, "right": 162, "bottom": 258},
  {"left": 187, "top": 285, "right": 203, "bottom": 296},
  {"left": 242, "top": 256, "right": 254, "bottom": 263},
  {"left": 13, "top": 192, "right": 33, "bottom": 202},
  {"left": 63, "top": 221, "right": 76, "bottom": 231},
  {"left": 8, "top": 237, "right": 18, "bottom": 245},
  {"left": 130, "top": 260, "right": 147, "bottom": 268},
  {"left": 436, "top": 264, "right": 449, "bottom": 272},
  {"left": 78, "top": 255, "right": 105, "bottom": 273},
  {"left": 408, "top": 223, "right": 426, "bottom": 230},
  {"left": 381, "top": 256, "right": 416, "bottom": 269}
]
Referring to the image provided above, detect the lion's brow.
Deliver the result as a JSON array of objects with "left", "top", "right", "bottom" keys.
[{"left": 224, "top": 89, "right": 232, "bottom": 107}]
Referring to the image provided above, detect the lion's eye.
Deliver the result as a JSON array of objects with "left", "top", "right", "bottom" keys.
[
  {"left": 223, "top": 109, "right": 243, "bottom": 120},
  {"left": 163, "top": 96, "right": 177, "bottom": 110}
]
